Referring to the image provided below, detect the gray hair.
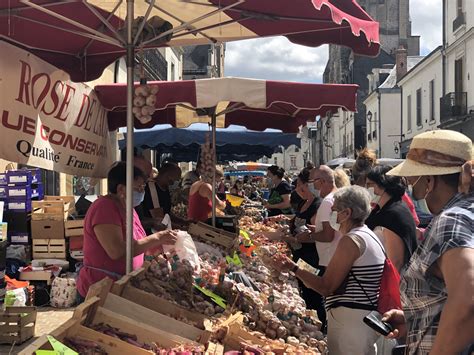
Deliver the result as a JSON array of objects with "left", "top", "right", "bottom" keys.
[{"left": 333, "top": 185, "right": 371, "bottom": 224}]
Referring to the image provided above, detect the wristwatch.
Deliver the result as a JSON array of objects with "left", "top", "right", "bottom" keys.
[{"left": 291, "top": 264, "right": 299, "bottom": 273}]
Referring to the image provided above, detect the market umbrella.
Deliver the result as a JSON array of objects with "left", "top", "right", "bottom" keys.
[
  {"left": 1, "top": 0, "right": 376, "bottom": 273},
  {"left": 1, "top": 0, "right": 380, "bottom": 82},
  {"left": 96, "top": 77, "right": 358, "bottom": 132},
  {"left": 97, "top": 77, "right": 358, "bottom": 226},
  {"left": 118, "top": 126, "right": 300, "bottom": 162}
]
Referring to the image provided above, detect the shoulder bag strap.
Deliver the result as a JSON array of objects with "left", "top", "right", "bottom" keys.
[{"left": 347, "top": 228, "right": 385, "bottom": 308}]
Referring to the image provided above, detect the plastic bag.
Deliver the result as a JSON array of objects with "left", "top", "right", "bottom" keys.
[
  {"left": 50, "top": 276, "right": 77, "bottom": 308},
  {"left": 4, "top": 288, "right": 27, "bottom": 307},
  {"left": 163, "top": 231, "right": 200, "bottom": 273}
]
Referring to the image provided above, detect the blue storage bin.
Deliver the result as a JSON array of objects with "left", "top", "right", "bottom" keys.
[
  {"left": 6, "top": 184, "right": 43, "bottom": 200},
  {"left": 7, "top": 168, "right": 41, "bottom": 185},
  {"left": 5, "top": 199, "right": 32, "bottom": 213},
  {"left": 0, "top": 186, "right": 6, "bottom": 200}
]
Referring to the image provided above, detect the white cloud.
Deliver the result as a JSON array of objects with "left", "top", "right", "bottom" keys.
[
  {"left": 224, "top": 1, "right": 442, "bottom": 82},
  {"left": 224, "top": 37, "right": 328, "bottom": 83},
  {"left": 410, "top": 0, "right": 442, "bottom": 55}
]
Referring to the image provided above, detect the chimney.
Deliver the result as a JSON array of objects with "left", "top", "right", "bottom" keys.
[{"left": 396, "top": 46, "right": 408, "bottom": 82}]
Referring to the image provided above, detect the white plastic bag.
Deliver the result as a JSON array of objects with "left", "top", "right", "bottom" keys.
[
  {"left": 50, "top": 276, "right": 77, "bottom": 308},
  {"left": 163, "top": 231, "right": 200, "bottom": 273}
]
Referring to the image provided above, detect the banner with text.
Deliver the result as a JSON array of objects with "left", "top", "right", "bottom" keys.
[{"left": 0, "top": 42, "right": 115, "bottom": 178}]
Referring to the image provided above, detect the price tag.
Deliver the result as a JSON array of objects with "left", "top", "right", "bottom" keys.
[
  {"left": 193, "top": 284, "right": 227, "bottom": 309},
  {"left": 46, "top": 335, "right": 78, "bottom": 355},
  {"left": 226, "top": 252, "right": 242, "bottom": 266}
]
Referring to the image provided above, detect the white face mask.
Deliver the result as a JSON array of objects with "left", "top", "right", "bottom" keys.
[
  {"left": 412, "top": 177, "right": 432, "bottom": 214},
  {"left": 329, "top": 211, "right": 341, "bottom": 231},
  {"left": 367, "top": 187, "right": 381, "bottom": 205}
]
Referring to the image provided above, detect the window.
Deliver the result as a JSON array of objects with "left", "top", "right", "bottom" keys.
[
  {"left": 290, "top": 156, "right": 297, "bottom": 169},
  {"left": 416, "top": 89, "right": 422, "bottom": 127},
  {"left": 429, "top": 80, "right": 435, "bottom": 122},
  {"left": 457, "top": 0, "right": 463, "bottom": 17},
  {"left": 274, "top": 157, "right": 278, "bottom": 165},
  {"left": 170, "top": 62, "right": 176, "bottom": 81},
  {"left": 368, "top": 133, "right": 372, "bottom": 142},
  {"left": 373, "top": 130, "right": 377, "bottom": 140},
  {"left": 407, "top": 95, "right": 412, "bottom": 131}
]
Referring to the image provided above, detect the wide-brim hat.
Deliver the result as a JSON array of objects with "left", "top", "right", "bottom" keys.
[{"left": 388, "top": 130, "right": 473, "bottom": 177}]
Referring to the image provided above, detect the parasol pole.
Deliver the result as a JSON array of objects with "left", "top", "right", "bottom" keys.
[
  {"left": 125, "top": 0, "right": 135, "bottom": 274},
  {"left": 211, "top": 113, "right": 217, "bottom": 227}
]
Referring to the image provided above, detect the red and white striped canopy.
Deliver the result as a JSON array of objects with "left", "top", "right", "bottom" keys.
[
  {"left": 1, "top": 0, "right": 380, "bottom": 82},
  {"left": 95, "top": 77, "right": 358, "bottom": 133}
]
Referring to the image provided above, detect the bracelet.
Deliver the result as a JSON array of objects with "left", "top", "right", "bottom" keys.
[{"left": 291, "top": 264, "right": 299, "bottom": 273}]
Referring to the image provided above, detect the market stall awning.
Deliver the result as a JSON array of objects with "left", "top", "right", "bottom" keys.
[
  {"left": 231, "top": 163, "right": 273, "bottom": 171},
  {"left": 118, "top": 127, "right": 299, "bottom": 162},
  {"left": 96, "top": 78, "right": 358, "bottom": 133},
  {"left": 1, "top": 0, "right": 380, "bottom": 82}
]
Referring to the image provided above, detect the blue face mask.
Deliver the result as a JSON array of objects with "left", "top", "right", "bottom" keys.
[
  {"left": 308, "top": 184, "right": 320, "bottom": 198},
  {"left": 133, "top": 190, "right": 145, "bottom": 207}
]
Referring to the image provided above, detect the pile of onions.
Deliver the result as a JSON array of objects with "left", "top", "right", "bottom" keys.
[{"left": 133, "top": 84, "right": 158, "bottom": 124}]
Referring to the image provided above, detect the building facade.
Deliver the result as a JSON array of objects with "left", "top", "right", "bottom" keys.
[
  {"left": 399, "top": 48, "right": 443, "bottom": 156},
  {"left": 322, "top": 0, "right": 420, "bottom": 159},
  {"left": 182, "top": 44, "right": 225, "bottom": 80},
  {"left": 439, "top": 0, "right": 474, "bottom": 137}
]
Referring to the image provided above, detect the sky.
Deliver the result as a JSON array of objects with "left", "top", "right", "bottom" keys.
[{"left": 224, "top": 0, "right": 442, "bottom": 83}]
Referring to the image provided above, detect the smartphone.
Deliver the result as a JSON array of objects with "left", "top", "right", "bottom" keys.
[{"left": 363, "top": 310, "right": 394, "bottom": 336}]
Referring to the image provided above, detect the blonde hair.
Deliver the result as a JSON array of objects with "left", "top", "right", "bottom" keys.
[
  {"left": 334, "top": 168, "right": 351, "bottom": 188},
  {"left": 352, "top": 148, "right": 377, "bottom": 186}
]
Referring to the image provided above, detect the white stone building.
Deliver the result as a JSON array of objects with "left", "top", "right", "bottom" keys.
[
  {"left": 398, "top": 47, "right": 443, "bottom": 156},
  {"left": 363, "top": 50, "right": 425, "bottom": 158},
  {"left": 438, "top": 0, "right": 474, "bottom": 137},
  {"left": 260, "top": 144, "right": 305, "bottom": 175}
]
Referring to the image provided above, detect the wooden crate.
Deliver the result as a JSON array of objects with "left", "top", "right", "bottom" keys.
[
  {"left": 0, "top": 306, "right": 37, "bottom": 344},
  {"left": 188, "top": 222, "right": 238, "bottom": 249},
  {"left": 44, "top": 195, "right": 75, "bottom": 214},
  {"left": 65, "top": 219, "right": 84, "bottom": 237},
  {"left": 223, "top": 322, "right": 286, "bottom": 354},
  {"left": 32, "top": 200, "right": 69, "bottom": 221},
  {"left": 112, "top": 265, "right": 212, "bottom": 329},
  {"left": 87, "top": 277, "right": 211, "bottom": 344},
  {"left": 32, "top": 238, "right": 66, "bottom": 259}
]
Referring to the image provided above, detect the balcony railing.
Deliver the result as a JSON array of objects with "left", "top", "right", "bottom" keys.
[
  {"left": 440, "top": 92, "right": 467, "bottom": 122},
  {"left": 453, "top": 12, "right": 466, "bottom": 32}
]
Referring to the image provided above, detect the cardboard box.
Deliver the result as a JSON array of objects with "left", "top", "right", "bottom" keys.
[
  {"left": 31, "top": 219, "right": 64, "bottom": 239},
  {"left": 19, "top": 270, "right": 53, "bottom": 284},
  {"left": 0, "top": 173, "right": 7, "bottom": 185},
  {"left": 0, "top": 186, "right": 7, "bottom": 199}
]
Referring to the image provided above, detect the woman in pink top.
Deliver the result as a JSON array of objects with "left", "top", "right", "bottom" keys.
[{"left": 77, "top": 162, "right": 178, "bottom": 300}]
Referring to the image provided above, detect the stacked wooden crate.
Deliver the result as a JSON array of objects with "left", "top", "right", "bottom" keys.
[{"left": 31, "top": 199, "right": 69, "bottom": 260}]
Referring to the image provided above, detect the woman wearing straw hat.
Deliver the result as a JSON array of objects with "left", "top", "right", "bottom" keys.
[{"left": 382, "top": 130, "right": 473, "bottom": 355}]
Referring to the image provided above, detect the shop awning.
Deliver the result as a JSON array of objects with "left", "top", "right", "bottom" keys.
[
  {"left": 1, "top": 0, "right": 380, "bottom": 82},
  {"left": 96, "top": 77, "right": 358, "bottom": 133}
]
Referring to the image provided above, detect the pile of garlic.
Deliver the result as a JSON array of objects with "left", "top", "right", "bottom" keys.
[
  {"left": 132, "top": 84, "right": 158, "bottom": 124},
  {"left": 199, "top": 135, "right": 215, "bottom": 183}
]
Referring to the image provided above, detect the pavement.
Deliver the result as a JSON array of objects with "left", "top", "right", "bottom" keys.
[{"left": 0, "top": 307, "right": 74, "bottom": 355}]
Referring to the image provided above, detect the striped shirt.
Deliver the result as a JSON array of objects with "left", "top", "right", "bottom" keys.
[
  {"left": 401, "top": 192, "right": 474, "bottom": 355},
  {"left": 325, "top": 226, "right": 385, "bottom": 311}
]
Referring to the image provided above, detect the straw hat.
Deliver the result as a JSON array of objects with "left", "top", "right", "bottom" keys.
[{"left": 388, "top": 130, "right": 473, "bottom": 177}]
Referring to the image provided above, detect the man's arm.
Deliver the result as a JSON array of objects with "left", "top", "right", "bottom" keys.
[{"left": 430, "top": 247, "right": 474, "bottom": 354}]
